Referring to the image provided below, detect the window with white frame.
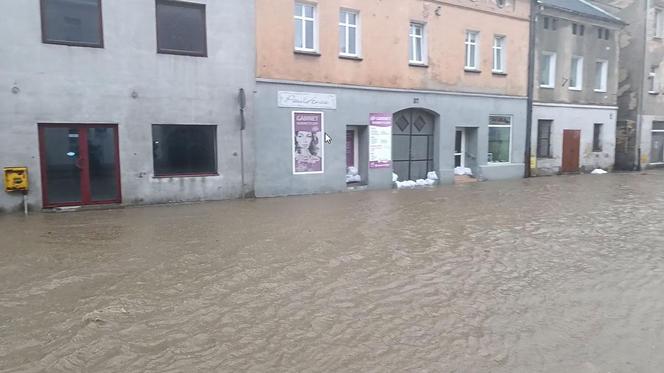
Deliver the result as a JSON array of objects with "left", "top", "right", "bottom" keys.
[
  {"left": 294, "top": 2, "right": 317, "bottom": 52},
  {"left": 493, "top": 35, "right": 506, "bottom": 73},
  {"left": 594, "top": 60, "right": 608, "bottom": 92},
  {"left": 488, "top": 115, "right": 512, "bottom": 163},
  {"left": 656, "top": 9, "right": 664, "bottom": 38},
  {"left": 465, "top": 31, "right": 480, "bottom": 70},
  {"left": 339, "top": 9, "right": 359, "bottom": 57},
  {"left": 540, "top": 52, "right": 556, "bottom": 88},
  {"left": 569, "top": 56, "right": 583, "bottom": 90},
  {"left": 649, "top": 66, "right": 659, "bottom": 93},
  {"left": 409, "top": 23, "right": 426, "bottom": 64},
  {"left": 652, "top": 121, "right": 664, "bottom": 163}
]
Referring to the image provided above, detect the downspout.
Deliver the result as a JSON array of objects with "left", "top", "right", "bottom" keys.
[
  {"left": 525, "top": 0, "right": 539, "bottom": 177},
  {"left": 636, "top": 0, "right": 650, "bottom": 170}
]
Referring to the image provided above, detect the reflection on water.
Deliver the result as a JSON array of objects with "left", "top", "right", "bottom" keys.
[{"left": 1, "top": 172, "right": 664, "bottom": 372}]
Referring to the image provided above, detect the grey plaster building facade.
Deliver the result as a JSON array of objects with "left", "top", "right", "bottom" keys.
[
  {"left": 531, "top": 0, "right": 623, "bottom": 175},
  {"left": 0, "top": 0, "right": 255, "bottom": 212},
  {"left": 592, "top": 0, "right": 664, "bottom": 170}
]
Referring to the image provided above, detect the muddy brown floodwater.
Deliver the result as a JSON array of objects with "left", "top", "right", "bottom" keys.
[{"left": 1, "top": 172, "right": 664, "bottom": 372}]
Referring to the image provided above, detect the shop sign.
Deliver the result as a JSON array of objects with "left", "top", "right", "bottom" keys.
[
  {"left": 293, "top": 111, "right": 324, "bottom": 174},
  {"left": 369, "top": 113, "right": 392, "bottom": 169},
  {"left": 278, "top": 91, "right": 337, "bottom": 110}
]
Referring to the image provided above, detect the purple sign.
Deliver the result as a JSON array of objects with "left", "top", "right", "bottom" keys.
[
  {"left": 369, "top": 113, "right": 392, "bottom": 169},
  {"left": 293, "top": 111, "right": 324, "bottom": 174}
]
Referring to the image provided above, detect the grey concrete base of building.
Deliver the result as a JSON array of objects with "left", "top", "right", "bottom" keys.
[
  {"left": 532, "top": 103, "right": 617, "bottom": 175},
  {"left": 254, "top": 80, "right": 527, "bottom": 197}
]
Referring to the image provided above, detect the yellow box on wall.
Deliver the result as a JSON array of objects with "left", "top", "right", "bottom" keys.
[{"left": 4, "top": 167, "right": 29, "bottom": 192}]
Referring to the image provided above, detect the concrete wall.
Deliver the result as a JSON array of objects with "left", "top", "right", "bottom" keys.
[
  {"left": 256, "top": 0, "right": 530, "bottom": 96},
  {"left": 533, "top": 8, "right": 621, "bottom": 106},
  {"left": 0, "top": 0, "right": 256, "bottom": 212},
  {"left": 532, "top": 104, "right": 617, "bottom": 174},
  {"left": 254, "top": 81, "right": 526, "bottom": 197}
]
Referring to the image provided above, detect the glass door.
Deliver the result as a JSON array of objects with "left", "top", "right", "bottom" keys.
[{"left": 39, "top": 124, "right": 121, "bottom": 208}]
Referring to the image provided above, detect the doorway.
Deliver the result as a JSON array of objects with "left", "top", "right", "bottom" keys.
[
  {"left": 454, "top": 129, "right": 465, "bottom": 168},
  {"left": 392, "top": 109, "right": 435, "bottom": 181},
  {"left": 561, "top": 129, "right": 581, "bottom": 173},
  {"left": 38, "top": 124, "right": 121, "bottom": 208}
]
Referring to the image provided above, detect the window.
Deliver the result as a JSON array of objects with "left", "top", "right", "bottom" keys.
[
  {"left": 40, "top": 0, "right": 103, "bottom": 47},
  {"left": 652, "top": 121, "right": 664, "bottom": 163},
  {"left": 572, "top": 23, "right": 585, "bottom": 36},
  {"left": 552, "top": 18, "right": 558, "bottom": 30},
  {"left": 537, "top": 120, "right": 552, "bottom": 158},
  {"left": 465, "top": 31, "right": 480, "bottom": 70},
  {"left": 570, "top": 56, "right": 583, "bottom": 90},
  {"left": 493, "top": 35, "right": 506, "bottom": 73},
  {"left": 295, "top": 2, "right": 317, "bottom": 52},
  {"left": 595, "top": 60, "right": 608, "bottom": 92},
  {"left": 649, "top": 66, "right": 659, "bottom": 93},
  {"left": 543, "top": 16, "right": 549, "bottom": 30},
  {"left": 598, "top": 27, "right": 610, "bottom": 40},
  {"left": 339, "top": 10, "right": 360, "bottom": 57},
  {"left": 409, "top": 23, "right": 426, "bottom": 64},
  {"left": 488, "top": 115, "right": 512, "bottom": 163},
  {"left": 656, "top": 9, "right": 664, "bottom": 38},
  {"left": 540, "top": 52, "right": 556, "bottom": 88},
  {"left": 593, "top": 123, "right": 603, "bottom": 152},
  {"left": 156, "top": 0, "right": 207, "bottom": 57},
  {"left": 152, "top": 125, "right": 217, "bottom": 176}
]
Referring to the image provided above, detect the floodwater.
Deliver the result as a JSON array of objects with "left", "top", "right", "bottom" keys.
[{"left": 1, "top": 172, "right": 664, "bottom": 373}]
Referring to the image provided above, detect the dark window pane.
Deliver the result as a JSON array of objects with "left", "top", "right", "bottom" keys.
[
  {"left": 43, "top": 127, "right": 82, "bottom": 204},
  {"left": 653, "top": 121, "right": 664, "bottom": 130},
  {"left": 42, "top": 0, "right": 102, "bottom": 46},
  {"left": 88, "top": 127, "right": 118, "bottom": 201},
  {"left": 537, "top": 120, "right": 552, "bottom": 158},
  {"left": 156, "top": 0, "right": 207, "bottom": 56},
  {"left": 593, "top": 123, "right": 603, "bottom": 152},
  {"left": 152, "top": 125, "right": 217, "bottom": 176}
]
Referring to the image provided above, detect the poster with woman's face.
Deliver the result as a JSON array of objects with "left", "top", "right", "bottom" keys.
[{"left": 293, "top": 111, "right": 324, "bottom": 174}]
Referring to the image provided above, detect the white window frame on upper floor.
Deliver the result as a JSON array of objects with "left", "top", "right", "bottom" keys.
[
  {"left": 465, "top": 30, "right": 480, "bottom": 70},
  {"left": 409, "top": 22, "right": 427, "bottom": 65},
  {"left": 339, "top": 9, "right": 360, "bottom": 57},
  {"left": 656, "top": 8, "right": 664, "bottom": 38},
  {"left": 294, "top": 2, "right": 318, "bottom": 53},
  {"left": 492, "top": 35, "right": 506, "bottom": 73},
  {"left": 569, "top": 56, "right": 584, "bottom": 91},
  {"left": 594, "top": 59, "right": 609, "bottom": 93},
  {"left": 540, "top": 51, "right": 557, "bottom": 88}
]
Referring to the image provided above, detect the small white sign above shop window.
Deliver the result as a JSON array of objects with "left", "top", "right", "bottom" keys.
[{"left": 278, "top": 91, "right": 337, "bottom": 110}]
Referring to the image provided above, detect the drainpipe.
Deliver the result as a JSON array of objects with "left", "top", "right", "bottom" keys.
[
  {"left": 524, "top": 0, "right": 539, "bottom": 178},
  {"left": 636, "top": 0, "right": 650, "bottom": 171}
]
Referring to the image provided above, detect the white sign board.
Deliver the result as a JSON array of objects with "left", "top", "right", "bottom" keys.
[
  {"left": 278, "top": 91, "right": 337, "bottom": 110},
  {"left": 369, "top": 113, "right": 392, "bottom": 169}
]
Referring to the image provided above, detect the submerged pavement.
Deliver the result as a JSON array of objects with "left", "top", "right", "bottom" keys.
[{"left": 1, "top": 171, "right": 664, "bottom": 372}]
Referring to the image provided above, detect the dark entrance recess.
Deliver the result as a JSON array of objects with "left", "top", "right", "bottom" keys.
[
  {"left": 561, "top": 129, "right": 581, "bottom": 173},
  {"left": 38, "top": 124, "right": 121, "bottom": 208},
  {"left": 392, "top": 109, "right": 435, "bottom": 181}
]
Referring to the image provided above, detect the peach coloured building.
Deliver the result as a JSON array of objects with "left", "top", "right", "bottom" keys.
[{"left": 254, "top": 0, "right": 532, "bottom": 197}]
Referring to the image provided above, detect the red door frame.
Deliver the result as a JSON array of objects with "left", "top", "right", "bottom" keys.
[{"left": 38, "top": 123, "right": 122, "bottom": 208}]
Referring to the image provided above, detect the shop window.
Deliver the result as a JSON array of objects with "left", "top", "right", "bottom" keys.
[
  {"left": 537, "top": 120, "right": 552, "bottom": 158},
  {"left": 488, "top": 115, "right": 512, "bottom": 163},
  {"left": 40, "top": 0, "right": 103, "bottom": 47},
  {"left": 593, "top": 123, "right": 603, "bottom": 152},
  {"left": 156, "top": 0, "right": 207, "bottom": 57},
  {"left": 152, "top": 125, "right": 217, "bottom": 176}
]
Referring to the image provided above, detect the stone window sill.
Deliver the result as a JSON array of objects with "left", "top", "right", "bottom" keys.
[
  {"left": 339, "top": 55, "right": 363, "bottom": 61},
  {"left": 492, "top": 71, "right": 508, "bottom": 76},
  {"left": 409, "top": 62, "right": 429, "bottom": 68},
  {"left": 465, "top": 68, "right": 482, "bottom": 73},
  {"left": 294, "top": 50, "right": 321, "bottom": 57}
]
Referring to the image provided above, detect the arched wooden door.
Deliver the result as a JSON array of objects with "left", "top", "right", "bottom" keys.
[{"left": 392, "top": 109, "right": 435, "bottom": 181}]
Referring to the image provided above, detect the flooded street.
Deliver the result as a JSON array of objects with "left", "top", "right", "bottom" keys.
[{"left": 1, "top": 172, "right": 664, "bottom": 372}]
